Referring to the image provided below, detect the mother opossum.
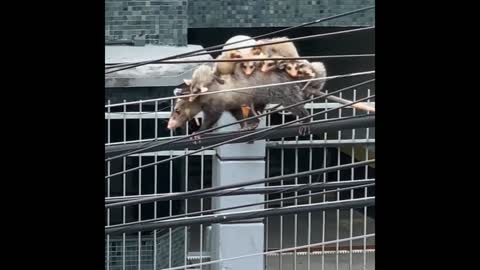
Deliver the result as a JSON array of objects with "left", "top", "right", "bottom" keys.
[{"left": 167, "top": 64, "right": 311, "bottom": 135}]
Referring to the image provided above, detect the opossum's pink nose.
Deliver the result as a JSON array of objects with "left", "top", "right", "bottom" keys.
[{"left": 167, "top": 119, "right": 178, "bottom": 130}]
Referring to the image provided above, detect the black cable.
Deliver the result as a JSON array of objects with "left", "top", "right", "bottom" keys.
[
  {"left": 105, "top": 179, "right": 375, "bottom": 203},
  {"left": 106, "top": 159, "right": 374, "bottom": 208},
  {"left": 105, "top": 92, "right": 374, "bottom": 180},
  {"left": 105, "top": 26, "right": 374, "bottom": 74},
  {"left": 106, "top": 197, "right": 375, "bottom": 233},
  {"left": 105, "top": 78, "right": 375, "bottom": 161},
  {"left": 105, "top": 54, "right": 375, "bottom": 66},
  {"left": 106, "top": 114, "right": 374, "bottom": 158},
  {"left": 105, "top": 182, "right": 374, "bottom": 234},
  {"left": 105, "top": 6, "right": 374, "bottom": 71}
]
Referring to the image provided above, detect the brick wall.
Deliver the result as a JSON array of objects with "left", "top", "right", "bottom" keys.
[
  {"left": 187, "top": 0, "right": 374, "bottom": 28},
  {"left": 105, "top": 0, "right": 188, "bottom": 46},
  {"left": 105, "top": 0, "right": 374, "bottom": 46}
]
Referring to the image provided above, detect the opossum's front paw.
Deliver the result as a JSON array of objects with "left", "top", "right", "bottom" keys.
[
  {"left": 240, "top": 122, "right": 259, "bottom": 131},
  {"left": 190, "top": 132, "right": 202, "bottom": 145},
  {"left": 298, "top": 125, "right": 311, "bottom": 136}
]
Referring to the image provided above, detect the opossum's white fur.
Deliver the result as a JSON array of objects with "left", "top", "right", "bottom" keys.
[
  {"left": 185, "top": 64, "right": 216, "bottom": 101},
  {"left": 214, "top": 35, "right": 256, "bottom": 76},
  {"left": 223, "top": 35, "right": 256, "bottom": 55},
  {"left": 254, "top": 37, "right": 299, "bottom": 58},
  {"left": 297, "top": 61, "right": 327, "bottom": 98}
]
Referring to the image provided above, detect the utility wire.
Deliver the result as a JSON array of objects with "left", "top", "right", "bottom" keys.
[
  {"left": 105, "top": 94, "right": 374, "bottom": 179},
  {"left": 105, "top": 78, "right": 375, "bottom": 161},
  {"left": 105, "top": 70, "right": 375, "bottom": 108},
  {"left": 105, "top": 6, "right": 374, "bottom": 71},
  {"left": 158, "top": 233, "right": 375, "bottom": 270},
  {"left": 106, "top": 26, "right": 374, "bottom": 74},
  {"left": 106, "top": 159, "right": 374, "bottom": 208},
  {"left": 106, "top": 196, "right": 374, "bottom": 232},
  {"left": 105, "top": 182, "right": 374, "bottom": 234}
]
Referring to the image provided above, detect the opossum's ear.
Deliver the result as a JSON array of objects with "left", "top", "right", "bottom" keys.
[
  {"left": 183, "top": 79, "right": 192, "bottom": 86},
  {"left": 214, "top": 76, "right": 225, "bottom": 85},
  {"left": 278, "top": 60, "right": 287, "bottom": 70},
  {"left": 200, "top": 86, "right": 208, "bottom": 93},
  {"left": 173, "top": 88, "right": 183, "bottom": 96}
]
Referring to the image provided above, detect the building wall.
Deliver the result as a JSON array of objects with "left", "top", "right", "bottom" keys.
[
  {"left": 188, "top": 0, "right": 374, "bottom": 28},
  {"left": 105, "top": 0, "right": 374, "bottom": 46},
  {"left": 105, "top": 0, "right": 188, "bottom": 46}
]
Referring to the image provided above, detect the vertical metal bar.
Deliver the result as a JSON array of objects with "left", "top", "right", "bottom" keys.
[
  {"left": 169, "top": 98, "right": 174, "bottom": 269},
  {"left": 265, "top": 146, "right": 270, "bottom": 270},
  {"left": 350, "top": 89, "right": 357, "bottom": 270},
  {"left": 336, "top": 92, "right": 342, "bottom": 270},
  {"left": 122, "top": 100, "right": 126, "bottom": 270},
  {"left": 107, "top": 100, "right": 111, "bottom": 270},
  {"left": 294, "top": 113, "right": 299, "bottom": 270},
  {"left": 307, "top": 96, "right": 314, "bottom": 270},
  {"left": 364, "top": 88, "right": 371, "bottom": 268},
  {"left": 138, "top": 101, "right": 142, "bottom": 270},
  {"left": 184, "top": 147, "right": 189, "bottom": 270},
  {"left": 322, "top": 89, "right": 328, "bottom": 270},
  {"left": 153, "top": 101, "right": 158, "bottom": 270},
  {"left": 265, "top": 107, "right": 271, "bottom": 270},
  {"left": 279, "top": 111, "right": 285, "bottom": 270},
  {"left": 199, "top": 149, "right": 204, "bottom": 270}
]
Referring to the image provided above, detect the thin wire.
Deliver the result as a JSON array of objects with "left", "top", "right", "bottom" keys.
[
  {"left": 105, "top": 179, "right": 375, "bottom": 203},
  {"left": 105, "top": 70, "right": 375, "bottom": 108},
  {"left": 106, "top": 159, "right": 374, "bottom": 208},
  {"left": 105, "top": 182, "right": 374, "bottom": 233},
  {"left": 106, "top": 26, "right": 374, "bottom": 74},
  {"left": 159, "top": 234, "right": 375, "bottom": 270},
  {"left": 105, "top": 6, "right": 374, "bottom": 71},
  {"left": 106, "top": 54, "right": 374, "bottom": 66},
  {"left": 105, "top": 94, "right": 374, "bottom": 179},
  {"left": 105, "top": 78, "right": 375, "bottom": 161}
]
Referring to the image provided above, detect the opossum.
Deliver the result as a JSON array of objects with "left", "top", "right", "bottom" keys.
[
  {"left": 169, "top": 83, "right": 265, "bottom": 131},
  {"left": 252, "top": 37, "right": 299, "bottom": 58},
  {"left": 213, "top": 35, "right": 257, "bottom": 76},
  {"left": 168, "top": 68, "right": 311, "bottom": 135},
  {"left": 185, "top": 64, "right": 225, "bottom": 102},
  {"left": 279, "top": 61, "right": 328, "bottom": 98}
]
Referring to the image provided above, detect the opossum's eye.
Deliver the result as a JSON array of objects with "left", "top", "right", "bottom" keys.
[
  {"left": 175, "top": 108, "right": 180, "bottom": 114},
  {"left": 249, "top": 65, "right": 254, "bottom": 69},
  {"left": 267, "top": 62, "right": 274, "bottom": 67},
  {"left": 286, "top": 66, "right": 291, "bottom": 70}
]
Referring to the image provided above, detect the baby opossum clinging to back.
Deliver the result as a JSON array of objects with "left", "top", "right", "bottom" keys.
[
  {"left": 185, "top": 64, "right": 225, "bottom": 102},
  {"left": 252, "top": 37, "right": 300, "bottom": 74},
  {"left": 213, "top": 35, "right": 257, "bottom": 76},
  {"left": 279, "top": 60, "right": 327, "bottom": 98}
]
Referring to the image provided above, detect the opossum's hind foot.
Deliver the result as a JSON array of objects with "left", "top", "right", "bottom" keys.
[{"left": 298, "top": 125, "right": 311, "bottom": 136}]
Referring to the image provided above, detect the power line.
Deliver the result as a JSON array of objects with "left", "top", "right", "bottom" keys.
[
  {"left": 105, "top": 182, "right": 375, "bottom": 234},
  {"left": 105, "top": 78, "right": 375, "bottom": 161},
  {"left": 106, "top": 196, "right": 374, "bottom": 233},
  {"left": 106, "top": 27, "right": 374, "bottom": 74},
  {"left": 106, "top": 114, "right": 374, "bottom": 158},
  {"left": 105, "top": 93, "right": 374, "bottom": 179},
  {"left": 159, "top": 233, "right": 375, "bottom": 270},
  {"left": 105, "top": 179, "right": 375, "bottom": 203},
  {"left": 105, "top": 70, "right": 375, "bottom": 108},
  {"left": 106, "top": 159, "right": 374, "bottom": 208},
  {"left": 105, "top": 54, "right": 375, "bottom": 66},
  {"left": 105, "top": 6, "right": 374, "bottom": 71}
]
